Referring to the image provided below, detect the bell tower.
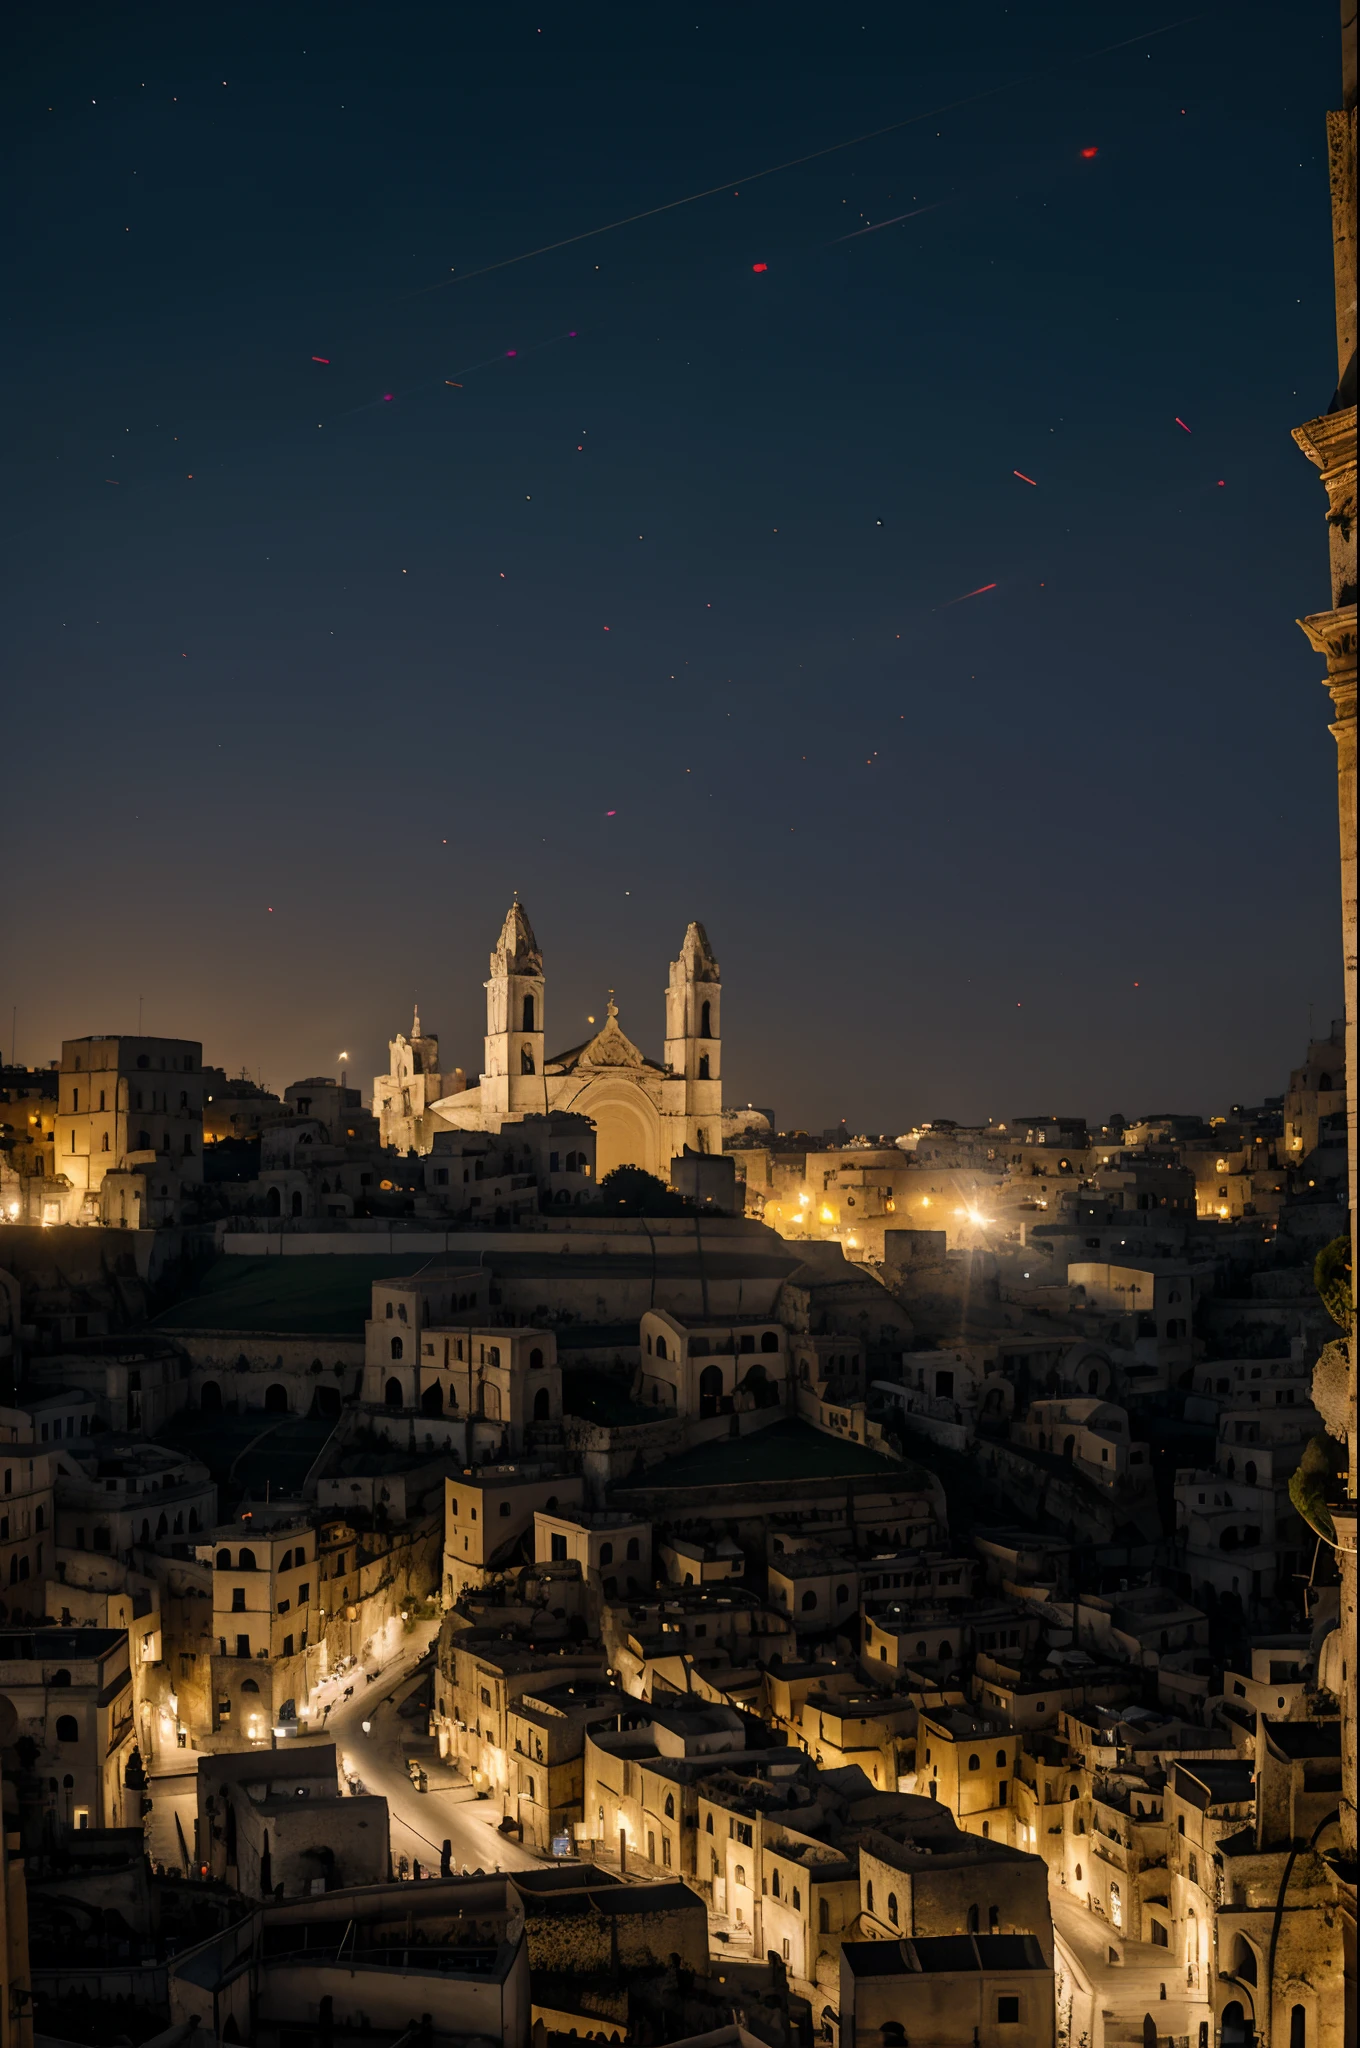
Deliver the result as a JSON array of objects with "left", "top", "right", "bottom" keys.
[
  {"left": 482, "top": 900, "right": 545, "bottom": 1118},
  {"left": 662, "top": 921, "right": 723, "bottom": 1161}
]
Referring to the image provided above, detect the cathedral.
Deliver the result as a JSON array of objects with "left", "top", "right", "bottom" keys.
[{"left": 372, "top": 903, "right": 723, "bottom": 1180}]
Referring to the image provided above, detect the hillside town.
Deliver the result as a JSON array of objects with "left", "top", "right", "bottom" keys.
[
  {"left": 0, "top": 10, "right": 1355, "bottom": 2048},
  {"left": 0, "top": 927, "right": 1351, "bottom": 2048}
]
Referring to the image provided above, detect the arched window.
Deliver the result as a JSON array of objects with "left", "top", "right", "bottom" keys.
[
  {"left": 241, "top": 1677, "right": 259, "bottom": 1693},
  {"left": 801, "top": 1591, "right": 817, "bottom": 1611},
  {"left": 533, "top": 1385, "right": 551, "bottom": 1421},
  {"left": 101, "top": 1132, "right": 110, "bottom": 1152},
  {"left": 939, "top": 1641, "right": 952, "bottom": 1657},
  {"left": 968, "top": 1754, "right": 981, "bottom": 1771},
  {"left": 1290, "top": 2008, "right": 1306, "bottom": 2048},
  {"left": 279, "top": 1551, "right": 293, "bottom": 1573},
  {"left": 705, "top": 1813, "right": 714, "bottom": 1834},
  {"left": 521, "top": 1045, "right": 535, "bottom": 1074},
  {"left": 664, "top": 1793, "right": 675, "bottom": 1818},
  {"left": 385, "top": 1377, "right": 403, "bottom": 1408},
  {"left": 522, "top": 994, "right": 536, "bottom": 1032},
  {"left": 698, "top": 1054, "right": 710, "bottom": 1079},
  {"left": 56, "top": 1715, "right": 78, "bottom": 1742},
  {"left": 819, "top": 1898, "right": 830, "bottom": 1933},
  {"left": 626, "top": 1537, "right": 640, "bottom": 1560},
  {"left": 655, "top": 1336, "right": 667, "bottom": 1361},
  {"left": 1231, "top": 1937, "right": 1256, "bottom": 1985},
  {"left": 51, "top": 1669, "right": 72, "bottom": 1687},
  {"left": 700, "top": 1000, "right": 712, "bottom": 1038},
  {"left": 967, "top": 1905, "right": 979, "bottom": 1932},
  {"left": 238, "top": 1548, "right": 256, "bottom": 1571},
  {"left": 390, "top": 1336, "right": 404, "bottom": 1360},
  {"left": 599, "top": 1542, "right": 614, "bottom": 1566},
  {"left": 761, "top": 1330, "right": 779, "bottom": 1352},
  {"left": 201, "top": 1382, "right": 222, "bottom": 1413},
  {"left": 887, "top": 1892, "right": 899, "bottom": 1925},
  {"left": 529, "top": 1347, "right": 544, "bottom": 1369},
  {"left": 264, "top": 1384, "right": 288, "bottom": 1414},
  {"left": 996, "top": 1749, "right": 1007, "bottom": 1767},
  {"left": 699, "top": 1363, "right": 724, "bottom": 1414},
  {"left": 882, "top": 2025, "right": 906, "bottom": 2046},
  {"left": 216, "top": 1548, "right": 231, "bottom": 1570}
]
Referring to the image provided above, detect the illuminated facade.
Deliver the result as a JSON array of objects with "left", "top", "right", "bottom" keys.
[{"left": 373, "top": 902, "right": 723, "bottom": 1180}]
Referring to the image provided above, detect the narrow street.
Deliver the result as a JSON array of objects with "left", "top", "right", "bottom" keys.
[
  {"left": 1051, "top": 1885, "right": 1211, "bottom": 2048},
  {"left": 147, "top": 1624, "right": 547, "bottom": 1882},
  {"left": 305, "top": 1626, "right": 545, "bottom": 1879}
]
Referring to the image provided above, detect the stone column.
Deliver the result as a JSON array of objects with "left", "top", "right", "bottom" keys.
[{"left": 1291, "top": 4, "right": 1357, "bottom": 1894}]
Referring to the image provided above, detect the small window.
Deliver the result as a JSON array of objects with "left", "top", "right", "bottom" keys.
[
  {"left": 998, "top": 1999, "right": 1021, "bottom": 2026},
  {"left": 55, "top": 1715, "right": 79, "bottom": 1742}
]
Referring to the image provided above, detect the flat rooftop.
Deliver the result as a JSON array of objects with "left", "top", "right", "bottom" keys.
[
  {"left": 615, "top": 1421, "right": 923, "bottom": 1493},
  {"left": 153, "top": 1254, "right": 431, "bottom": 1334}
]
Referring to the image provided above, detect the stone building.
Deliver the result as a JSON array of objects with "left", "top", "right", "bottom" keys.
[
  {"left": 839, "top": 1935, "right": 1054, "bottom": 2048},
  {"left": 373, "top": 903, "right": 724, "bottom": 1178},
  {"left": 197, "top": 1743, "right": 388, "bottom": 1898},
  {"left": 50, "top": 1035, "right": 204, "bottom": 1225},
  {"left": 0, "top": 1626, "right": 135, "bottom": 1832},
  {"left": 0, "top": 1411, "right": 53, "bottom": 1625}
]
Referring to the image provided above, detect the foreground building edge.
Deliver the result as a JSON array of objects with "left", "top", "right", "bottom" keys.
[{"left": 1292, "top": 3, "right": 1358, "bottom": 2045}]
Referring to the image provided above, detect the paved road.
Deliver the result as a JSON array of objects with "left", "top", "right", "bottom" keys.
[
  {"left": 313, "top": 1628, "right": 544, "bottom": 1878},
  {"left": 1051, "top": 1886, "right": 1210, "bottom": 2044}
]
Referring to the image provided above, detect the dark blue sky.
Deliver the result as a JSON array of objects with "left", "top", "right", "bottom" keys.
[{"left": 4, "top": 1, "right": 1345, "bottom": 1130}]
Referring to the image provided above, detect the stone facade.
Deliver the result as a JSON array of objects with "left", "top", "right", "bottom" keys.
[{"left": 373, "top": 903, "right": 723, "bottom": 1179}]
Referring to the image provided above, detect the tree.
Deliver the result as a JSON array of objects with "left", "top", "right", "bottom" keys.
[
  {"left": 597, "top": 1165, "right": 692, "bottom": 1216},
  {"left": 1288, "top": 1435, "right": 1337, "bottom": 1545},
  {"left": 1314, "top": 1235, "right": 1352, "bottom": 1330}
]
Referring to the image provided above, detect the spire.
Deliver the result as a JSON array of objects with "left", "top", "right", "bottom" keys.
[
  {"left": 606, "top": 988, "right": 618, "bottom": 1021},
  {"left": 412, "top": 1002, "right": 421, "bottom": 1039},
  {"left": 680, "top": 921, "right": 720, "bottom": 981},
  {"left": 490, "top": 900, "right": 542, "bottom": 977}
]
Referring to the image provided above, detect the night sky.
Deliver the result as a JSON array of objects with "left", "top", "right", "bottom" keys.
[{"left": 4, "top": 2, "right": 1346, "bottom": 1133}]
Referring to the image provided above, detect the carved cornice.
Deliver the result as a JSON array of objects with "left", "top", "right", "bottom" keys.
[
  {"left": 1293, "top": 406, "right": 1358, "bottom": 479},
  {"left": 1297, "top": 605, "right": 1359, "bottom": 668}
]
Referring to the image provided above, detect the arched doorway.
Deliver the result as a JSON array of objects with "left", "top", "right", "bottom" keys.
[
  {"left": 533, "top": 1387, "right": 551, "bottom": 1422},
  {"left": 698, "top": 1363, "right": 724, "bottom": 1418},
  {"left": 421, "top": 1381, "right": 443, "bottom": 1416},
  {"left": 1221, "top": 2004, "right": 1253, "bottom": 2048},
  {"left": 266, "top": 1187, "right": 281, "bottom": 1216},
  {"left": 200, "top": 1382, "right": 222, "bottom": 1413},
  {"left": 384, "top": 1377, "right": 403, "bottom": 1408},
  {"left": 264, "top": 1384, "right": 289, "bottom": 1415},
  {"left": 568, "top": 1077, "right": 663, "bottom": 1179}
]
